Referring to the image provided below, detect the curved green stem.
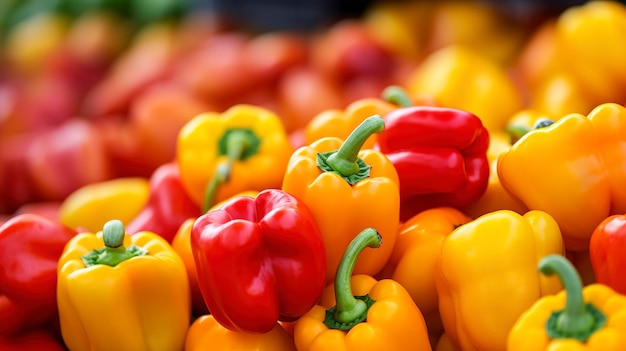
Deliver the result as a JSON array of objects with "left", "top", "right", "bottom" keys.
[
  {"left": 539, "top": 254, "right": 606, "bottom": 341},
  {"left": 505, "top": 124, "right": 530, "bottom": 145},
  {"left": 324, "top": 228, "right": 382, "bottom": 330},
  {"left": 202, "top": 129, "right": 260, "bottom": 213},
  {"left": 381, "top": 85, "right": 413, "bottom": 107},
  {"left": 81, "top": 220, "right": 147, "bottom": 267},
  {"left": 324, "top": 116, "right": 385, "bottom": 177}
]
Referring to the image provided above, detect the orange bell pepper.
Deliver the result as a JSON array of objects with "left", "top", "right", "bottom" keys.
[
  {"left": 282, "top": 116, "right": 399, "bottom": 283},
  {"left": 377, "top": 207, "right": 472, "bottom": 336},
  {"left": 185, "top": 315, "right": 296, "bottom": 351},
  {"left": 498, "top": 103, "right": 626, "bottom": 251},
  {"left": 293, "top": 228, "right": 432, "bottom": 350}
]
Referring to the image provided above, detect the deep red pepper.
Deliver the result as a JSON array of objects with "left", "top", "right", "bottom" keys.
[
  {"left": 375, "top": 106, "right": 490, "bottom": 221},
  {"left": 126, "top": 162, "right": 201, "bottom": 242},
  {"left": 589, "top": 214, "right": 626, "bottom": 294},
  {"left": 0, "top": 328, "right": 67, "bottom": 351},
  {"left": 0, "top": 214, "right": 77, "bottom": 336},
  {"left": 191, "top": 188, "right": 326, "bottom": 333}
]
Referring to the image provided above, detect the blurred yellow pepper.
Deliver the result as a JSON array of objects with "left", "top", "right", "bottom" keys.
[
  {"left": 59, "top": 177, "right": 150, "bottom": 232},
  {"left": 436, "top": 210, "right": 565, "bottom": 351},
  {"left": 405, "top": 45, "right": 523, "bottom": 133}
]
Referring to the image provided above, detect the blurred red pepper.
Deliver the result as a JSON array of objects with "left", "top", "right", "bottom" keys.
[
  {"left": 0, "top": 328, "right": 66, "bottom": 351},
  {"left": 375, "top": 105, "right": 490, "bottom": 221},
  {"left": 126, "top": 162, "right": 201, "bottom": 242},
  {"left": 589, "top": 214, "right": 626, "bottom": 294},
  {"left": 191, "top": 188, "right": 326, "bottom": 333},
  {"left": 0, "top": 214, "right": 76, "bottom": 336}
]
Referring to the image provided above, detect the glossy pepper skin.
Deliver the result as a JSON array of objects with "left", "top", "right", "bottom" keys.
[
  {"left": 282, "top": 115, "right": 400, "bottom": 283},
  {"left": 0, "top": 328, "right": 67, "bottom": 351},
  {"left": 0, "top": 214, "right": 76, "bottom": 336},
  {"left": 57, "top": 220, "right": 190, "bottom": 351},
  {"left": 185, "top": 314, "right": 296, "bottom": 351},
  {"left": 191, "top": 188, "right": 326, "bottom": 334},
  {"left": 498, "top": 103, "right": 626, "bottom": 251},
  {"left": 508, "top": 254, "right": 626, "bottom": 350},
  {"left": 436, "top": 210, "right": 565, "bottom": 351},
  {"left": 294, "top": 228, "right": 432, "bottom": 351},
  {"left": 589, "top": 214, "right": 626, "bottom": 295},
  {"left": 377, "top": 207, "right": 472, "bottom": 336},
  {"left": 375, "top": 105, "right": 490, "bottom": 221},
  {"left": 126, "top": 162, "right": 201, "bottom": 243},
  {"left": 176, "top": 104, "right": 294, "bottom": 212}
]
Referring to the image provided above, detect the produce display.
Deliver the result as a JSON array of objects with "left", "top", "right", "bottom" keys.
[{"left": 2, "top": 0, "right": 626, "bottom": 350}]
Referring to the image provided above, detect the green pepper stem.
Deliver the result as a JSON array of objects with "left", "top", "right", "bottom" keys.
[
  {"left": 334, "top": 228, "right": 382, "bottom": 324},
  {"left": 325, "top": 116, "right": 385, "bottom": 177},
  {"left": 539, "top": 254, "right": 606, "bottom": 341},
  {"left": 202, "top": 130, "right": 258, "bottom": 213},
  {"left": 532, "top": 118, "right": 555, "bottom": 130},
  {"left": 381, "top": 85, "right": 413, "bottom": 107},
  {"left": 505, "top": 125, "right": 530, "bottom": 145},
  {"left": 80, "top": 220, "right": 147, "bottom": 267}
]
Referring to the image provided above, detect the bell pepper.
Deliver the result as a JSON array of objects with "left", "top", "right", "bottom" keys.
[
  {"left": 0, "top": 328, "right": 67, "bottom": 351},
  {"left": 191, "top": 188, "right": 326, "bottom": 334},
  {"left": 0, "top": 213, "right": 77, "bottom": 336},
  {"left": 304, "top": 97, "right": 397, "bottom": 148},
  {"left": 589, "top": 213, "right": 626, "bottom": 294},
  {"left": 404, "top": 45, "right": 523, "bottom": 133},
  {"left": 58, "top": 177, "right": 150, "bottom": 233},
  {"left": 497, "top": 102, "right": 626, "bottom": 251},
  {"left": 508, "top": 254, "right": 626, "bottom": 350},
  {"left": 375, "top": 104, "right": 490, "bottom": 221},
  {"left": 126, "top": 162, "right": 201, "bottom": 243},
  {"left": 185, "top": 314, "right": 296, "bottom": 351},
  {"left": 57, "top": 220, "right": 190, "bottom": 351},
  {"left": 435, "top": 210, "right": 565, "bottom": 351},
  {"left": 176, "top": 104, "right": 294, "bottom": 212},
  {"left": 377, "top": 207, "right": 472, "bottom": 336},
  {"left": 293, "top": 228, "right": 432, "bottom": 350},
  {"left": 282, "top": 115, "right": 400, "bottom": 283}
]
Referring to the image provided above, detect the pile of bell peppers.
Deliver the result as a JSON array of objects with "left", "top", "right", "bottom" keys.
[{"left": 3, "top": 0, "right": 626, "bottom": 350}]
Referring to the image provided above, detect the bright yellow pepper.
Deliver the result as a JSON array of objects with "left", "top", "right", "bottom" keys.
[
  {"left": 508, "top": 254, "right": 626, "bottom": 351},
  {"left": 304, "top": 97, "right": 397, "bottom": 148},
  {"left": 498, "top": 103, "right": 626, "bottom": 251},
  {"left": 294, "top": 228, "right": 432, "bottom": 351},
  {"left": 282, "top": 116, "right": 399, "bottom": 283},
  {"left": 436, "top": 210, "right": 565, "bottom": 351},
  {"left": 57, "top": 220, "right": 190, "bottom": 351},
  {"left": 177, "top": 104, "right": 293, "bottom": 212},
  {"left": 377, "top": 207, "right": 472, "bottom": 337},
  {"left": 556, "top": 0, "right": 626, "bottom": 105},
  {"left": 185, "top": 315, "right": 296, "bottom": 351},
  {"left": 59, "top": 177, "right": 150, "bottom": 232},
  {"left": 404, "top": 45, "right": 523, "bottom": 133}
]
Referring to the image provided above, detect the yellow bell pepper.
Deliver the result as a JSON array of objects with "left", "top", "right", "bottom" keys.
[
  {"left": 304, "top": 97, "right": 397, "bottom": 148},
  {"left": 555, "top": 0, "right": 626, "bottom": 105},
  {"left": 508, "top": 254, "right": 626, "bottom": 350},
  {"left": 497, "top": 103, "right": 626, "bottom": 251},
  {"left": 59, "top": 177, "right": 150, "bottom": 232},
  {"left": 294, "top": 228, "right": 432, "bottom": 351},
  {"left": 177, "top": 104, "right": 293, "bottom": 212},
  {"left": 404, "top": 45, "right": 523, "bottom": 133},
  {"left": 57, "top": 220, "right": 190, "bottom": 351},
  {"left": 282, "top": 116, "right": 400, "bottom": 283},
  {"left": 185, "top": 315, "right": 296, "bottom": 351},
  {"left": 436, "top": 210, "right": 565, "bottom": 351},
  {"left": 377, "top": 207, "right": 472, "bottom": 336}
]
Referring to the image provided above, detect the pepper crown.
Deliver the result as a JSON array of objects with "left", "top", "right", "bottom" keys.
[
  {"left": 317, "top": 115, "right": 384, "bottom": 185},
  {"left": 324, "top": 227, "right": 382, "bottom": 331},
  {"left": 81, "top": 220, "right": 148, "bottom": 267},
  {"left": 539, "top": 254, "right": 606, "bottom": 342},
  {"left": 203, "top": 128, "right": 261, "bottom": 212}
]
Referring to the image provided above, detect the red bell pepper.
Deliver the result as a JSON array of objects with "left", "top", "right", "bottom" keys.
[
  {"left": 589, "top": 214, "right": 626, "bottom": 294},
  {"left": 375, "top": 105, "right": 490, "bottom": 221},
  {"left": 0, "top": 328, "right": 67, "bottom": 351},
  {"left": 191, "top": 188, "right": 326, "bottom": 333},
  {"left": 126, "top": 162, "right": 201, "bottom": 242},
  {"left": 0, "top": 214, "right": 77, "bottom": 335}
]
